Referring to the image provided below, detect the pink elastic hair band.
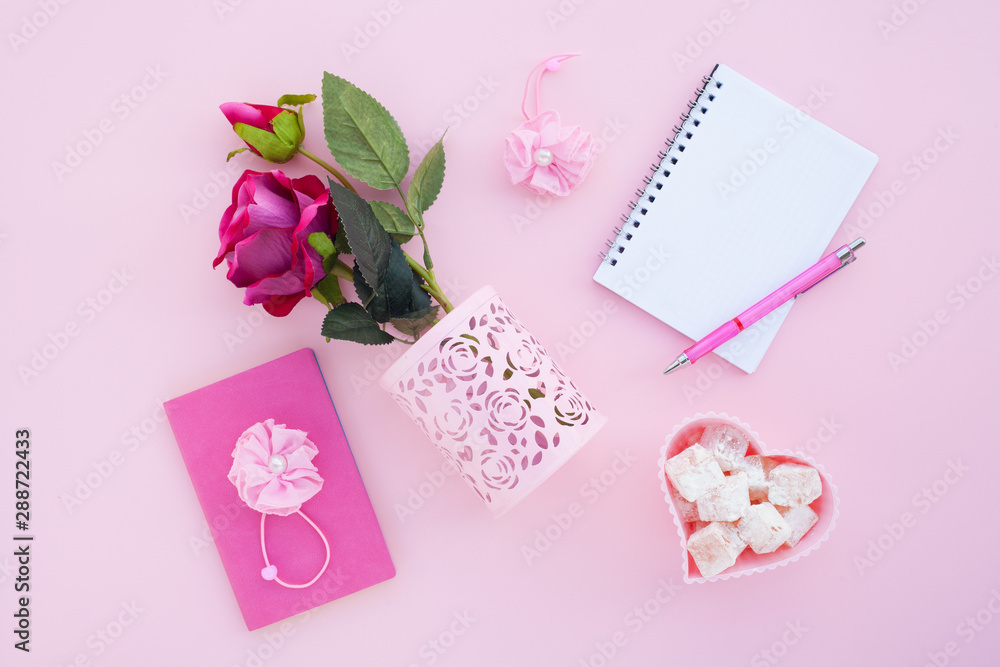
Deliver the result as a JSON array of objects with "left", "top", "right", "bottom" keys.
[
  {"left": 259, "top": 511, "right": 330, "bottom": 588},
  {"left": 520, "top": 52, "right": 581, "bottom": 120},
  {"left": 504, "top": 52, "right": 595, "bottom": 197},
  {"left": 227, "top": 419, "right": 331, "bottom": 589}
]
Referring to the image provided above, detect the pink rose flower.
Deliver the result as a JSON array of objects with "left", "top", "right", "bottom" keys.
[
  {"left": 503, "top": 110, "right": 595, "bottom": 196},
  {"left": 213, "top": 170, "right": 337, "bottom": 316},
  {"left": 228, "top": 419, "right": 323, "bottom": 516}
]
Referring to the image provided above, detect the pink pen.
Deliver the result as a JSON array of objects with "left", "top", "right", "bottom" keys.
[{"left": 663, "top": 238, "right": 866, "bottom": 374}]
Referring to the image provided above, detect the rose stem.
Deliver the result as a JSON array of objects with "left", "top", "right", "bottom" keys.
[
  {"left": 298, "top": 147, "right": 358, "bottom": 195},
  {"left": 392, "top": 183, "right": 454, "bottom": 313},
  {"left": 329, "top": 258, "right": 353, "bottom": 282}
]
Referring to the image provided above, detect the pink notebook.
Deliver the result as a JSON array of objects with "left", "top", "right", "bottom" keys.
[{"left": 165, "top": 348, "right": 395, "bottom": 630}]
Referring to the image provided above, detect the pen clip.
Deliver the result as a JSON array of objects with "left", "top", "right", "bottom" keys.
[
  {"left": 835, "top": 238, "right": 865, "bottom": 267},
  {"left": 796, "top": 238, "right": 865, "bottom": 298}
]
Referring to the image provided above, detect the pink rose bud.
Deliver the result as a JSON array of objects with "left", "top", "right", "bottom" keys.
[{"left": 220, "top": 102, "right": 306, "bottom": 164}]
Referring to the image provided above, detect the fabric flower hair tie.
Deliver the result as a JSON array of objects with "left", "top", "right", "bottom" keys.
[
  {"left": 228, "top": 419, "right": 330, "bottom": 588},
  {"left": 503, "top": 53, "right": 596, "bottom": 197}
]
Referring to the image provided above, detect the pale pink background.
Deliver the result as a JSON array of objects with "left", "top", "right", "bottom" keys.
[{"left": 3, "top": 0, "right": 999, "bottom": 665}]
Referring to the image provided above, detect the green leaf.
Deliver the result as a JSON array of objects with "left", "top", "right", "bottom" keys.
[
  {"left": 313, "top": 275, "right": 345, "bottom": 307},
  {"left": 408, "top": 136, "right": 446, "bottom": 214},
  {"left": 321, "top": 302, "right": 394, "bottom": 345},
  {"left": 327, "top": 179, "right": 391, "bottom": 290},
  {"left": 232, "top": 122, "right": 296, "bottom": 163},
  {"left": 422, "top": 243, "right": 434, "bottom": 271},
  {"left": 391, "top": 306, "right": 439, "bottom": 338},
  {"left": 528, "top": 388, "right": 545, "bottom": 400},
  {"left": 321, "top": 72, "right": 409, "bottom": 190},
  {"left": 333, "top": 227, "right": 352, "bottom": 255},
  {"left": 384, "top": 241, "right": 417, "bottom": 315},
  {"left": 226, "top": 147, "right": 247, "bottom": 162},
  {"left": 322, "top": 253, "right": 340, "bottom": 275},
  {"left": 370, "top": 201, "right": 416, "bottom": 243},
  {"left": 353, "top": 241, "right": 413, "bottom": 323},
  {"left": 308, "top": 232, "right": 336, "bottom": 259},
  {"left": 270, "top": 110, "right": 304, "bottom": 147},
  {"left": 277, "top": 93, "right": 316, "bottom": 107},
  {"left": 409, "top": 269, "right": 431, "bottom": 311}
]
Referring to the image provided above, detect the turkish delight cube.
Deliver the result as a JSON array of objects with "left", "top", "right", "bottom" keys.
[
  {"left": 674, "top": 495, "right": 700, "bottom": 523},
  {"left": 665, "top": 444, "right": 725, "bottom": 502},
  {"left": 736, "top": 455, "right": 779, "bottom": 502},
  {"left": 778, "top": 505, "right": 819, "bottom": 548},
  {"left": 737, "top": 502, "right": 792, "bottom": 554},
  {"left": 687, "top": 521, "right": 746, "bottom": 578},
  {"left": 697, "top": 471, "right": 751, "bottom": 521},
  {"left": 767, "top": 463, "right": 822, "bottom": 507},
  {"left": 700, "top": 424, "right": 751, "bottom": 471}
]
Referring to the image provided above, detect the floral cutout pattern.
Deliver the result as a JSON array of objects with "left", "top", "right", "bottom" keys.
[{"left": 386, "top": 293, "right": 600, "bottom": 510}]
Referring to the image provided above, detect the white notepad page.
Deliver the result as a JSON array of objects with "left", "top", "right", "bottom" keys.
[{"left": 593, "top": 64, "right": 877, "bottom": 373}]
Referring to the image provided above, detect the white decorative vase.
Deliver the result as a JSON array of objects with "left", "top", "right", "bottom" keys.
[{"left": 380, "top": 286, "right": 607, "bottom": 516}]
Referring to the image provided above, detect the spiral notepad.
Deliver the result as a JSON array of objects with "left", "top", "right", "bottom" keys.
[{"left": 593, "top": 64, "right": 877, "bottom": 373}]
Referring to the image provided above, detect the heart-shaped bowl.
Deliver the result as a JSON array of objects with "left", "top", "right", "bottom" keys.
[{"left": 658, "top": 412, "right": 840, "bottom": 583}]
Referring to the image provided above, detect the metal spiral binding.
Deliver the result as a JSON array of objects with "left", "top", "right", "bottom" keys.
[{"left": 598, "top": 65, "right": 722, "bottom": 264}]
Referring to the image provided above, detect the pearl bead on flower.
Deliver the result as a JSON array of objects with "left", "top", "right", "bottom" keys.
[
  {"left": 268, "top": 454, "right": 288, "bottom": 474},
  {"left": 532, "top": 148, "right": 554, "bottom": 167}
]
